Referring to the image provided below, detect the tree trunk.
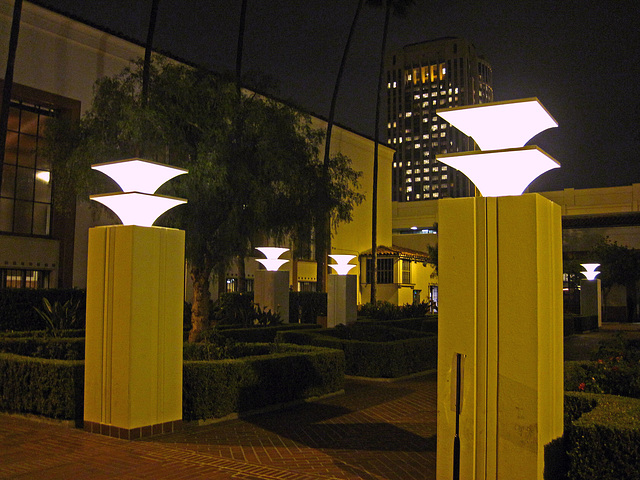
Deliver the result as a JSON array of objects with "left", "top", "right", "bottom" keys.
[
  {"left": 188, "top": 263, "right": 212, "bottom": 342},
  {"left": 142, "top": 0, "right": 160, "bottom": 107},
  {"left": 370, "top": 4, "right": 391, "bottom": 304},
  {"left": 0, "top": 0, "right": 23, "bottom": 185},
  {"left": 237, "top": 255, "right": 246, "bottom": 293},
  {"left": 316, "top": 0, "right": 364, "bottom": 294}
]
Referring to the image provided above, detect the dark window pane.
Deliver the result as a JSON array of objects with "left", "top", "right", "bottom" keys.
[
  {"left": 32, "top": 202, "right": 50, "bottom": 235},
  {"left": 7, "top": 107, "right": 20, "bottom": 131},
  {"left": 17, "top": 134, "right": 37, "bottom": 167},
  {"left": 20, "top": 109, "right": 38, "bottom": 136},
  {"left": 0, "top": 198, "right": 14, "bottom": 231},
  {"left": 15, "top": 167, "right": 34, "bottom": 200},
  {"left": 1, "top": 164, "right": 16, "bottom": 198},
  {"left": 4, "top": 131, "right": 18, "bottom": 164},
  {"left": 14, "top": 200, "right": 33, "bottom": 234}
]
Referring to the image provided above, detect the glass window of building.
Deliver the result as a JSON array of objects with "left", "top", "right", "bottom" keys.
[{"left": 1, "top": 101, "right": 55, "bottom": 236}]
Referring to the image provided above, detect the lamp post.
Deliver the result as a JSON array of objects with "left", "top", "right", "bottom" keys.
[
  {"left": 84, "top": 158, "right": 187, "bottom": 439},
  {"left": 254, "top": 247, "right": 290, "bottom": 322},
  {"left": 327, "top": 254, "right": 357, "bottom": 327},
  {"left": 436, "top": 98, "right": 564, "bottom": 479},
  {"left": 580, "top": 263, "right": 602, "bottom": 327}
]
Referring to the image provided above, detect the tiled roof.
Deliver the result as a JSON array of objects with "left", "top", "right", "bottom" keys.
[{"left": 359, "top": 245, "right": 430, "bottom": 262}]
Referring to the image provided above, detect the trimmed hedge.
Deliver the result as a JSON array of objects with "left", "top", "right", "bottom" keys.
[
  {"left": 0, "top": 289, "right": 86, "bottom": 331},
  {"left": 0, "top": 336, "right": 85, "bottom": 360},
  {"left": 1, "top": 343, "right": 344, "bottom": 423},
  {"left": 183, "top": 343, "right": 344, "bottom": 421},
  {"left": 565, "top": 392, "right": 640, "bottom": 479},
  {"left": 0, "top": 353, "right": 84, "bottom": 420},
  {"left": 276, "top": 325, "right": 437, "bottom": 378},
  {"left": 217, "top": 323, "right": 321, "bottom": 343},
  {"left": 357, "top": 316, "right": 438, "bottom": 334}
]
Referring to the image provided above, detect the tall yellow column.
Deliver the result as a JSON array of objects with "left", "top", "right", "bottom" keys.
[
  {"left": 437, "top": 194, "right": 563, "bottom": 479},
  {"left": 84, "top": 225, "right": 185, "bottom": 439}
]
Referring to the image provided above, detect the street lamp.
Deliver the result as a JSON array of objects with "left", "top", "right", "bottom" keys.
[
  {"left": 328, "top": 254, "right": 356, "bottom": 275},
  {"left": 84, "top": 157, "right": 187, "bottom": 439},
  {"left": 581, "top": 263, "right": 601, "bottom": 280},
  {"left": 437, "top": 98, "right": 559, "bottom": 197},
  {"left": 90, "top": 158, "right": 187, "bottom": 227},
  {"left": 435, "top": 98, "right": 563, "bottom": 479},
  {"left": 255, "top": 247, "right": 289, "bottom": 271}
]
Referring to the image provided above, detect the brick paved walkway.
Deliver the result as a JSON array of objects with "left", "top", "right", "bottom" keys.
[{"left": 0, "top": 373, "right": 437, "bottom": 480}]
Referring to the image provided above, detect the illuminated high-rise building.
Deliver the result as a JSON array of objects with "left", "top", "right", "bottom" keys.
[{"left": 385, "top": 37, "right": 493, "bottom": 201}]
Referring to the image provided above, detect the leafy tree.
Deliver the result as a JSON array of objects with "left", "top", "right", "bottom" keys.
[
  {"left": 45, "top": 59, "right": 363, "bottom": 341},
  {"left": 593, "top": 238, "right": 640, "bottom": 322}
]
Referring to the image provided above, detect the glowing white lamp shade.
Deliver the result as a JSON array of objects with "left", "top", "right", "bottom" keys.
[
  {"left": 90, "top": 192, "right": 186, "bottom": 227},
  {"left": 581, "top": 263, "right": 601, "bottom": 280},
  {"left": 92, "top": 158, "right": 188, "bottom": 194},
  {"left": 255, "top": 247, "right": 289, "bottom": 271},
  {"left": 438, "top": 146, "right": 560, "bottom": 197},
  {"left": 436, "top": 98, "right": 558, "bottom": 151},
  {"left": 328, "top": 254, "right": 356, "bottom": 275}
]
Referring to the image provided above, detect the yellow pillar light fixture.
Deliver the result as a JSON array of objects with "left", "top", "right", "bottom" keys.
[
  {"left": 91, "top": 158, "right": 188, "bottom": 194},
  {"left": 255, "top": 247, "right": 289, "bottom": 271},
  {"left": 328, "top": 254, "right": 356, "bottom": 275},
  {"left": 581, "top": 263, "right": 601, "bottom": 280},
  {"left": 84, "top": 157, "right": 187, "bottom": 440},
  {"left": 90, "top": 158, "right": 188, "bottom": 227},
  {"left": 436, "top": 97, "right": 563, "bottom": 478},
  {"left": 437, "top": 98, "right": 559, "bottom": 197}
]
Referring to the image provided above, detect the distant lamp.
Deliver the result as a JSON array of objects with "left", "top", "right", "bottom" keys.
[
  {"left": 256, "top": 247, "right": 289, "bottom": 271},
  {"left": 90, "top": 158, "right": 187, "bottom": 227},
  {"left": 328, "top": 254, "right": 356, "bottom": 275},
  {"left": 581, "top": 263, "right": 601, "bottom": 281},
  {"left": 437, "top": 98, "right": 560, "bottom": 197}
]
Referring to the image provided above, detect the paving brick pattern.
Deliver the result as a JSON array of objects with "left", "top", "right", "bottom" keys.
[{"left": 0, "top": 373, "right": 437, "bottom": 480}]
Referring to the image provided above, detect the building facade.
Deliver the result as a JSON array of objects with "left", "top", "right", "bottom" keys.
[
  {"left": 2, "top": 0, "right": 416, "bottom": 306},
  {"left": 385, "top": 37, "right": 493, "bottom": 202}
]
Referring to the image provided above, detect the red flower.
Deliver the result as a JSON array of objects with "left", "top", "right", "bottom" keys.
[{"left": 578, "top": 382, "right": 586, "bottom": 391}]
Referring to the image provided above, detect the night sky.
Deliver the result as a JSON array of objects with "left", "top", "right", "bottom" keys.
[{"left": 35, "top": 0, "right": 640, "bottom": 192}]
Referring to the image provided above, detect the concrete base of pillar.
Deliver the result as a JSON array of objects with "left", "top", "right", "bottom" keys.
[{"left": 328, "top": 274, "right": 357, "bottom": 327}]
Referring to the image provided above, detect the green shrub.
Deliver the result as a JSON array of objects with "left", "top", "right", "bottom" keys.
[
  {"left": 357, "top": 301, "right": 436, "bottom": 321},
  {"left": 289, "top": 291, "right": 327, "bottom": 323},
  {"left": 565, "top": 392, "right": 640, "bottom": 480},
  {"left": 0, "top": 353, "right": 84, "bottom": 420},
  {"left": 0, "top": 336, "right": 85, "bottom": 360},
  {"left": 0, "top": 329, "right": 85, "bottom": 338},
  {"left": 357, "top": 316, "right": 438, "bottom": 333},
  {"left": 276, "top": 325, "right": 436, "bottom": 378},
  {"left": 0, "top": 289, "right": 86, "bottom": 331},
  {"left": 183, "top": 343, "right": 344, "bottom": 421},
  {"left": 217, "top": 323, "right": 321, "bottom": 343}
]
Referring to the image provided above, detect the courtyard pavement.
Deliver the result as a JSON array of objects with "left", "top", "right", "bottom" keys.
[
  {"left": 0, "top": 373, "right": 437, "bottom": 480},
  {"left": 2, "top": 322, "right": 639, "bottom": 480}
]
